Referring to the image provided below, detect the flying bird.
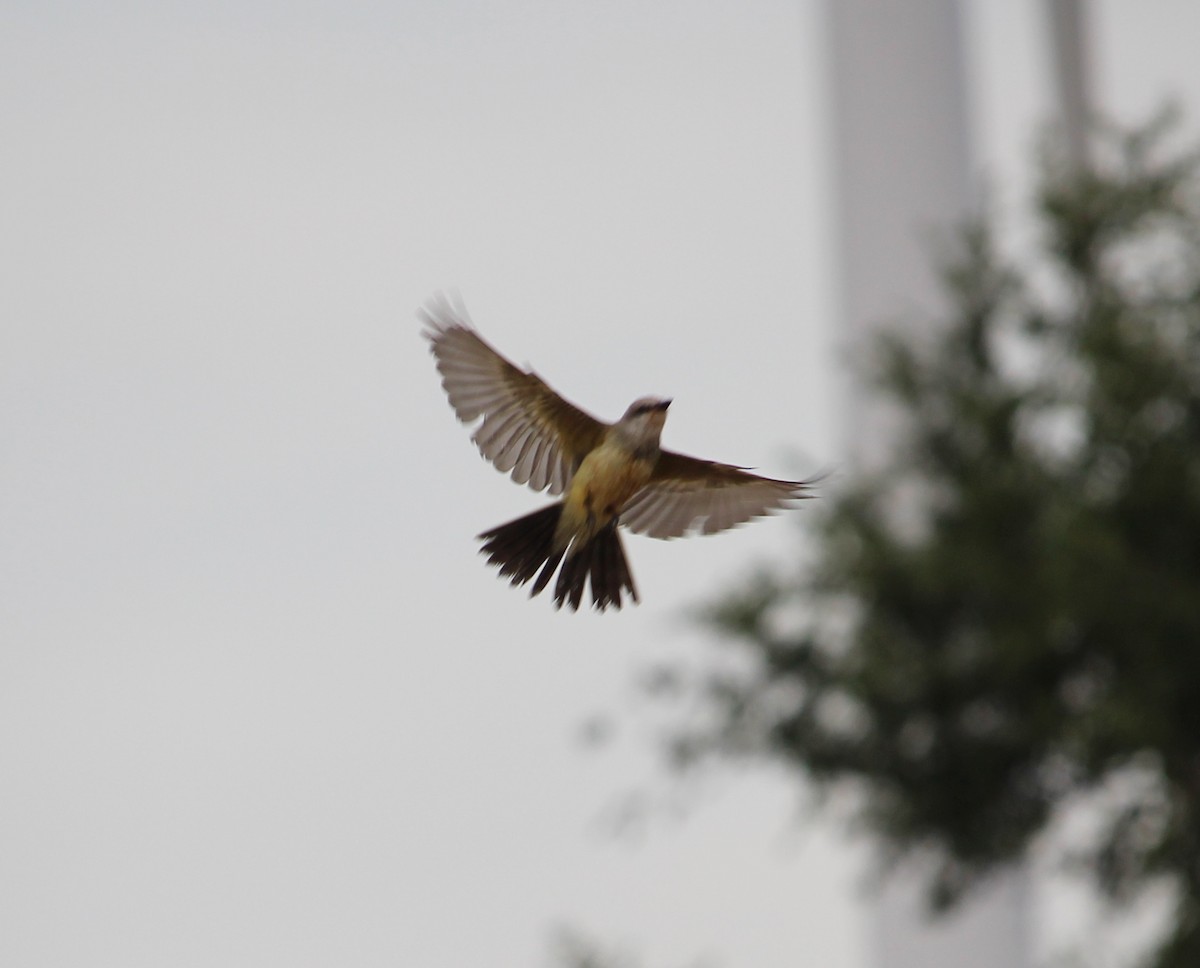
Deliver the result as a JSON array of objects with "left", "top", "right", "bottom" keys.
[{"left": 421, "top": 293, "right": 812, "bottom": 611}]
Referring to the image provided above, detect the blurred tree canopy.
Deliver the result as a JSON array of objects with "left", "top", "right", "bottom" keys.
[{"left": 649, "top": 116, "right": 1200, "bottom": 968}]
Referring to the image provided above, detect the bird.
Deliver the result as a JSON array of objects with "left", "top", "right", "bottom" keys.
[{"left": 420, "top": 293, "right": 813, "bottom": 612}]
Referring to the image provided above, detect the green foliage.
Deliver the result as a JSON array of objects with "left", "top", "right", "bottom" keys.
[{"left": 667, "top": 117, "right": 1200, "bottom": 967}]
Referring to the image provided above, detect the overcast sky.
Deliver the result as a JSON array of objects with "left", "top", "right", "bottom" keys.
[{"left": 4, "top": 3, "right": 1200, "bottom": 967}]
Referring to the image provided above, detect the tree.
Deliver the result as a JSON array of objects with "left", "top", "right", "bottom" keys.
[{"left": 648, "top": 116, "right": 1200, "bottom": 968}]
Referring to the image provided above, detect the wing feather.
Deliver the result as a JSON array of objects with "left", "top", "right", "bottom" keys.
[
  {"left": 621, "top": 449, "right": 812, "bottom": 539},
  {"left": 528, "top": 441, "right": 552, "bottom": 493},
  {"left": 421, "top": 293, "right": 607, "bottom": 495},
  {"left": 514, "top": 433, "right": 544, "bottom": 485},
  {"left": 475, "top": 406, "right": 524, "bottom": 451},
  {"left": 550, "top": 453, "right": 569, "bottom": 494},
  {"left": 493, "top": 423, "right": 535, "bottom": 474}
]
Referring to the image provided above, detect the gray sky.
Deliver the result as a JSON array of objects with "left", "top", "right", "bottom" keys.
[{"left": 3, "top": 3, "right": 1200, "bottom": 967}]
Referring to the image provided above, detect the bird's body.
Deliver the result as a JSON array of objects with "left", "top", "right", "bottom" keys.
[
  {"left": 421, "top": 293, "right": 812, "bottom": 611},
  {"left": 560, "top": 416, "right": 661, "bottom": 545}
]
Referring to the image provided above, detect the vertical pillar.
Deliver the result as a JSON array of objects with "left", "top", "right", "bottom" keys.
[{"left": 825, "top": 3, "right": 1033, "bottom": 966}]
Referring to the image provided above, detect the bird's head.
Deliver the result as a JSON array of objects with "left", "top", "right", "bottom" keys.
[{"left": 615, "top": 396, "right": 671, "bottom": 448}]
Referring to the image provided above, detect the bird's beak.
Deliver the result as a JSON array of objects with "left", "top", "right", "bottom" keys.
[{"left": 655, "top": 399, "right": 672, "bottom": 411}]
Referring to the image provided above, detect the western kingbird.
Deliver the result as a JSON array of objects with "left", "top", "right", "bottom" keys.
[{"left": 421, "top": 293, "right": 813, "bottom": 611}]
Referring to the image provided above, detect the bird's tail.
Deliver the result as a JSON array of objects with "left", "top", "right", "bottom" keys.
[
  {"left": 553, "top": 519, "right": 639, "bottom": 612},
  {"left": 477, "top": 506, "right": 638, "bottom": 612}
]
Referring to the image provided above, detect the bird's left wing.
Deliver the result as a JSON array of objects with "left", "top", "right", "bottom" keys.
[
  {"left": 421, "top": 293, "right": 607, "bottom": 495},
  {"left": 620, "top": 449, "right": 812, "bottom": 538}
]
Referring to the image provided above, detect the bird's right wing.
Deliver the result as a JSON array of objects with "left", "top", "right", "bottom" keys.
[
  {"left": 421, "top": 293, "right": 607, "bottom": 495},
  {"left": 620, "top": 449, "right": 812, "bottom": 538}
]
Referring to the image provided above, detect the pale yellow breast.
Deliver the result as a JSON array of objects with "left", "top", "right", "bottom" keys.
[{"left": 561, "top": 439, "right": 655, "bottom": 542}]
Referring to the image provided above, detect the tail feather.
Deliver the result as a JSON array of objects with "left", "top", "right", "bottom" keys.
[
  {"left": 477, "top": 506, "right": 638, "bottom": 611},
  {"left": 556, "top": 550, "right": 589, "bottom": 611},
  {"left": 555, "top": 520, "right": 639, "bottom": 612},
  {"left": 588, "top": 522, "right": 637, "bottom": 611},
  {"left": 478, "top": 504, "right": 563, "bottom": 587},
  {"left": 531, "top": 547, "right": 566, "bottom": 596}
]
